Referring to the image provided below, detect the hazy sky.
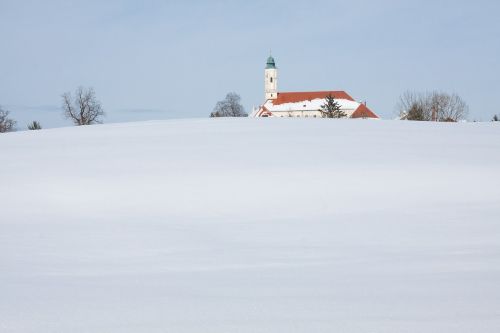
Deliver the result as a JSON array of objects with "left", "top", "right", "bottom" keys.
[{"left": 1, "top": 0, "right": 499, "bottom": 128}]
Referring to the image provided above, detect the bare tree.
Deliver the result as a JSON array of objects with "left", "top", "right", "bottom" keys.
[
  {"left": 62, "top": 87, "right": 104, "bottom": 125},
  {"left": 398, "top": 91, "right": 468, "bottom": 122},
  {"left": 430, "top": 92, "right": 468, "bottom": 122},
  {"left": 0, "top": 106, "right": 16, "bottom": 133},
  {"left": 397, "top": 91, "right": 431, "bottom": 121},
  {"left": 210, "top": 92, "right": 247, "bottom": 117},
  {"left": 405, "top": 103, "right": 426, "bottom": 121}
]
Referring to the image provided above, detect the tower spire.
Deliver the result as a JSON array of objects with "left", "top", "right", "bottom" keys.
[{"left": 265, "top": 54, "right": 278, "bottom": 100}]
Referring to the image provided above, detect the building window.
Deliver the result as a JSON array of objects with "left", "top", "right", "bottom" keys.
[{"left": 270, "top": 77, "right": 273, "bottom": 83}]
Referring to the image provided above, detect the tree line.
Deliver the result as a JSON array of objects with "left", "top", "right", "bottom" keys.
[
  {"left": 397, "top": 91, "right": 469, "bottom": 122},
  {"left": 1, "top": 86, "right": 104, "bottom": 133},
  {"left": 2, "top": 88, "right": 250, "bottom": 133},
  {"left": 207, "top": 91, "right": 499, "bottom": 122},
  {"left": 2, "top": 89, "right": 500, "bottom": 133}
]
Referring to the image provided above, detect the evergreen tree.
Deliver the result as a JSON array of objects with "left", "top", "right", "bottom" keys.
[
  {"left": 27, "top": 121, "right": 42, "bottom": 130},
  {"left": 493, "top": 114, "right": 499, "bottom": 122},
  {"left": 320, "top": 94, "right": 346, "bottom": 118}
]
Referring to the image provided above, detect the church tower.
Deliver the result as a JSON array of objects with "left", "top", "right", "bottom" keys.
[{"left": 265, "top": 55, "right": 278, "bottom": 100}]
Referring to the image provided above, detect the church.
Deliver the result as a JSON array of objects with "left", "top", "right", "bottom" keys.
[{"left": 250, "top": 56, "right": 379, "bottom": 119}]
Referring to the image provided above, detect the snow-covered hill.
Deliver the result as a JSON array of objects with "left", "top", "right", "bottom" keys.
[{"left": 1, "top": 118, "right": 500, "bottom": 332}]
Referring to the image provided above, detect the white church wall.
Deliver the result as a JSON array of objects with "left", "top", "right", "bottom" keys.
[{"left": 265, "top": 68, "right": 278, "bottom": 100}]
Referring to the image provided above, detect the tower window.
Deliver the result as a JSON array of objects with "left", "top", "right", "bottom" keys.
[{"left": 270, "top": 77, "right": 273, "bottom": 83}]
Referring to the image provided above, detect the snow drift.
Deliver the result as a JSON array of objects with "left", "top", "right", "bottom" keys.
[{"left": 1, "top": 118, "right": 499, "bottom": 332}]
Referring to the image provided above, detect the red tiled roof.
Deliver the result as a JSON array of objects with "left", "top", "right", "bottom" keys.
[
  {"left": 272, "top": 91, "right": 355, "bottom": 105},
  {"left": 351, "top": 103, "right": 378, "bottom": 119}
]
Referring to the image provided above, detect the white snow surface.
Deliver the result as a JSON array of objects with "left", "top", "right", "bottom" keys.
[
  {"left": 264, "top": 98, "right": 360, "bottom": 114},
  {"left": 1, "top": 118, "right": 500, "bottom": 332}
]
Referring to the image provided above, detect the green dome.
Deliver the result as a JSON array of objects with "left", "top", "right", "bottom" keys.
[{"left": 265, "top": 56, "right": 276, "bottom": 69}]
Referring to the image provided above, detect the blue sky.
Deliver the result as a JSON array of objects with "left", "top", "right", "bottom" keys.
[{"left": 1, "top": 0, "right": 499, "bottom": 128}]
